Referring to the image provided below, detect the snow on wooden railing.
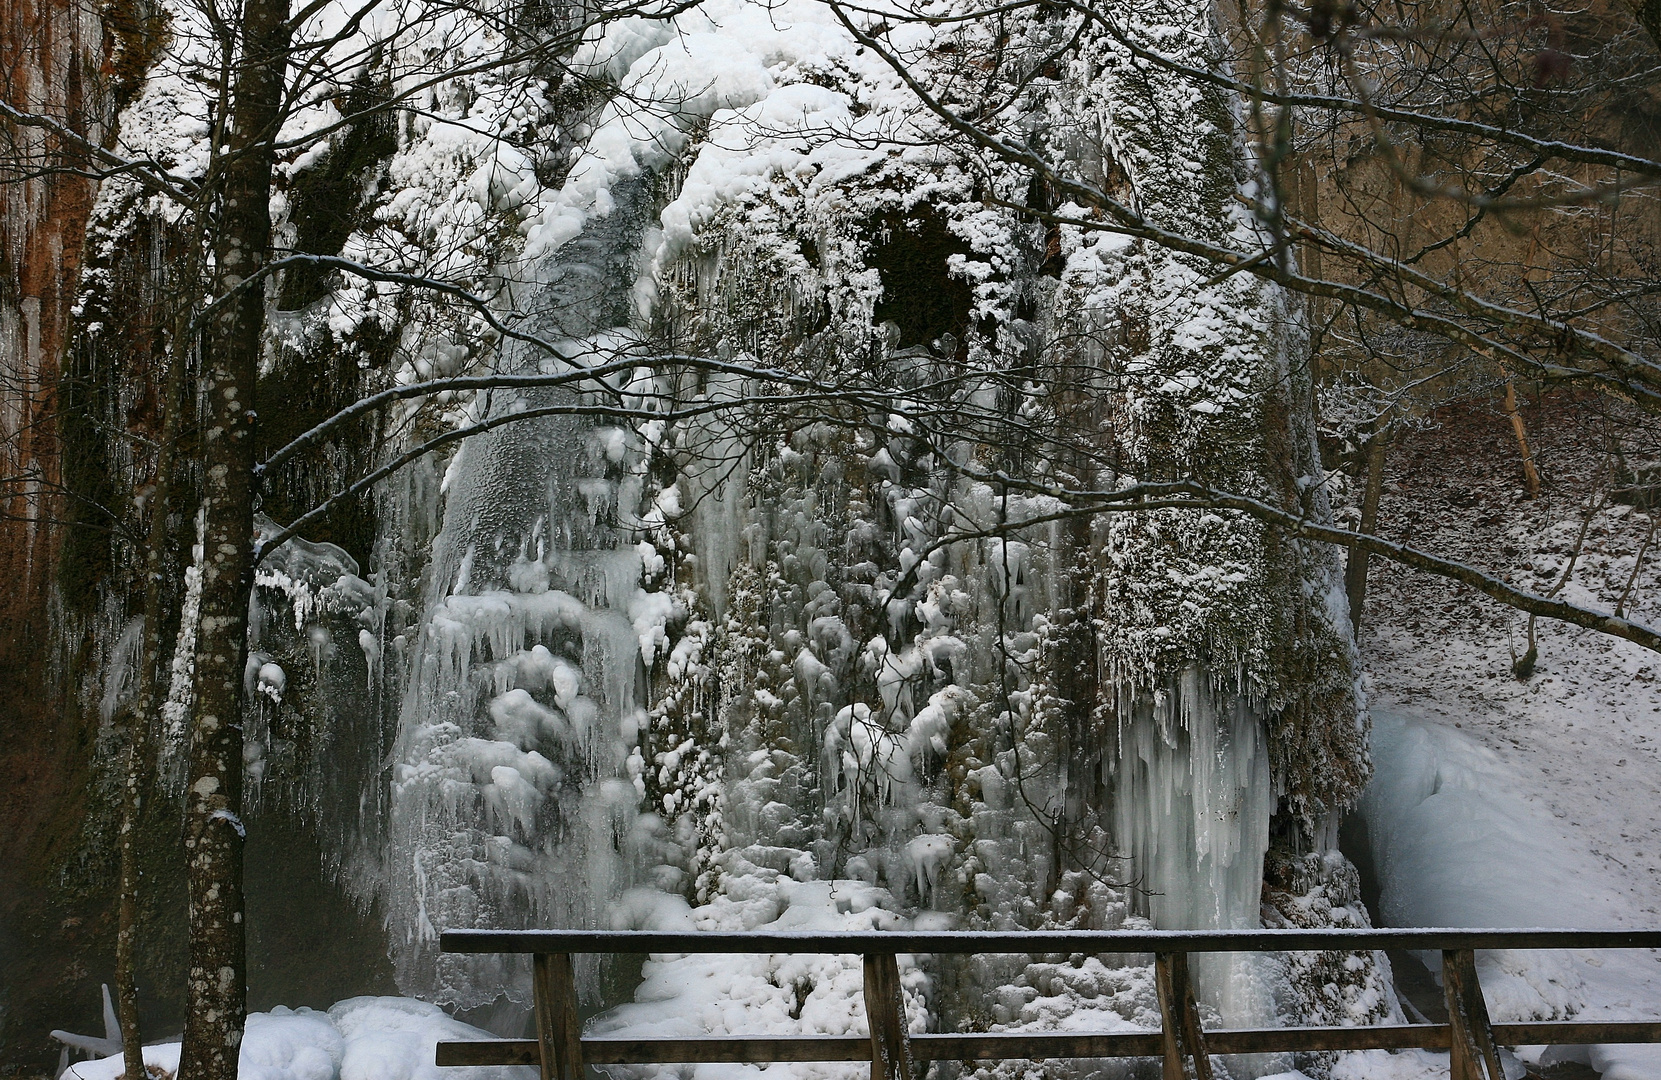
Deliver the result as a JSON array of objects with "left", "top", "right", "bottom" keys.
[{"left": 434, "top": 928, "right": 1661, "bottom": 1080}]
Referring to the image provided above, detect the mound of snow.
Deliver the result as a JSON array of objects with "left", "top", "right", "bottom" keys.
[
  {"left": 65, "top": 998, "right": 530, "bottom": 1080},
  {"left": 590, "top": 878, "right": 922, "bottom": 1080},
  {"left": 1360, "top": 708, "right": 1661, "bottom": 1075}
]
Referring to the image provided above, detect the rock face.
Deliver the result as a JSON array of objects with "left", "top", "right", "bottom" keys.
[
  {"left": 0, "top": 0, "right": 119, "bottom": 1064},
  {"left": 7, "top": 0, "right": 1386, "bottom": 1069}
]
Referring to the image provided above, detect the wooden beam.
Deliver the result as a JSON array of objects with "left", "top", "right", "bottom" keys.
[
  {"left": 863, "top": 953, "right": 914, "bottom": 1080},
  {"left": 432, "top": 1019, "right": 1661, "bottom": 1068},
  {"left": 438, "top": 927, "right": 1661, "bottom": 955},
  {"left": 533, "top": 953, "right": 585, "bottom": 1080},
  {"left": 438, "top": 1041, "right": 541, "bottom": 1067},
  {"left": 1154, "top": 953, "right": 1214, "bottom": 1080},
  {"left": 437, "top": 1037, "right": 872, "bottom": 1067},
  {"left": 1155, "top": 953, "right": 1185, "bottom": 1080},
  {"left": 1443, "top": 949, "right": 1505, "bottom": 1080},
  {"left": 912, "top": 1032, "right": 1163, "bottom": 1060},
  {"left": 1491, "top": 1020, "right": 1661, "bottom": 1045},
  {"left": 588, "top": 1037, "right": 871, "bottom": 1064}
]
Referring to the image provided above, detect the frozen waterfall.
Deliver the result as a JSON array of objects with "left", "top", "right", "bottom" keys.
[
  {"left": 213, "top": 0, "right": 1376, "bottom": 1061},
  {"left": 1112, "top": 669, "right": 1282, "bottom": 1029}
]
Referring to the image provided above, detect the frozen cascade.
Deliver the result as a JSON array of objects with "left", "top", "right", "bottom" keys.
[
  {"left": 1112, "top": 668, "right": 1280, "bottom": 1029},
  {"left": 163, "top": 0, "right": 1376, "bottom": 1061},
  {"left": 373, "top": 177, "right": 680, "bottom": 1010},
  {"left": 380, "top": 394, "right": 663, "bottom": 1009}
]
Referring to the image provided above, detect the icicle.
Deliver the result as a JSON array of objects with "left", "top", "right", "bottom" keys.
[{"left": 1113, "top": 668, "right": 1277, "bottom": 1027}]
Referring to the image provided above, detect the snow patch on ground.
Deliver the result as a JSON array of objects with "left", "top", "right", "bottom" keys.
[
  {"left": 590, "top": 877, "right": 923, "bottom": 1080},
  {"left": 64, "top": 998, "right": 531, "bottom": 1080},
  {"left": 1358, "top": 707, "right": 1661, "bottom": 1076}
]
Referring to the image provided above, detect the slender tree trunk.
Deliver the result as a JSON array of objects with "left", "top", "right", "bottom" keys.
[
  {"left": 1502, "top": 379, "right": 1541, "bottom": 499},
  {"left": 178, "top": 0, "right": 290, "bottom": 1075},
  {"left": 1344, "top": 423, "right": 1390, "bottom": 637},
  {"left": 116, "top": 349, "right": 185, "bottom": 1080}
]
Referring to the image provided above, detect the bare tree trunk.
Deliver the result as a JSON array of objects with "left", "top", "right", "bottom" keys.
[
  {"left": 1344, "top": 423, "right": 1390, "bottom": 636},
  {"left": 178, "top": 0, "right": 291, "bottom": 1075},
  {"left": 1502, "top": 379, "right": 1542, "bottom": 499},
  {"left": 116, "top": 349, "right": 184, "bottom": 1080}
]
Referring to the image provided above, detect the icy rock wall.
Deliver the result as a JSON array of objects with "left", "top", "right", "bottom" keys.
[
  {"left": 580, "top": 0, "right": 1375, "bottom": 1046},
  {"left": 69, "top": 0, "right": 1377, "bottom": 1051},
  {"left": 1051, "top": 0, "right": 1368, "bottom": 828}
]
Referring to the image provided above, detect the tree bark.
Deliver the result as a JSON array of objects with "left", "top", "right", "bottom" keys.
[
  {"left": 116, "top": 348, "right": 184, "bottom": 1080},
  {"left": 178, "top": 0, "right": 291, "bottom": 1076},
  {"left": 1502, "top": 379, "right": 1541, "bottom": 498}
]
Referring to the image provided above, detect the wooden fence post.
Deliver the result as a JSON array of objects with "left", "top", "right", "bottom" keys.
[
  {"left": 863, "top": 952, "right": 914, "bottom": 1080},
  {"left": 533, "top": 953, "right": 585, "bottom": 1080},
  {"left": 1442, "top": 949, "right": 1505, "bottom": 1080},
  {"left": 1154, "top": 952, "right": 1214, "bottom": 1080}
]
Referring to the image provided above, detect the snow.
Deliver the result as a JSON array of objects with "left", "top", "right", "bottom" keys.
[
  {"left": 1364, "top": 708, "right": 1633, "bottom": 932},
  {"left": 1358, "top": 706, "right": 1661, "bottom": 1075},
  {"left": 64, "top": 999, "right": 529, "bottom": 1080},
  {"left": 1343, "top": 399, "right": 1661, "bottom": 1077},
  {"left": 589, "top": 878, "right": 925, "bottom": 1080}
]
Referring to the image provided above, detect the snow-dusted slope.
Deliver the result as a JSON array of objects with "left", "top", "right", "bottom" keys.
[{"left": 1353, "top": 401, "right": 1661, "bottom": 1079}]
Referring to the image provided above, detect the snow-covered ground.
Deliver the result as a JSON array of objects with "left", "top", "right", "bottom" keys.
[
  {"left": 62, "top": 999, "right": 532, "bottom": 1080},
  {"left": 1352, "top": 397, "right": 1661, "bottom": 1079}
]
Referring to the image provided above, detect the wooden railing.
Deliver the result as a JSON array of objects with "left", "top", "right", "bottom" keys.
[{"left": 434, "top": 928, "right": 1661, "bottom": 1080}]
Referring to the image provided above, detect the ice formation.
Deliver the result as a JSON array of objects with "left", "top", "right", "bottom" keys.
[
  {"left": 80, "top": 0, "right": 1384, "bottom": 1067},
  {"left": 375, "top": 392, "right": 677, "bottom": 1005},
  {"left": 1359, "top": 709, "right": 1661, "bottom": 1078}
]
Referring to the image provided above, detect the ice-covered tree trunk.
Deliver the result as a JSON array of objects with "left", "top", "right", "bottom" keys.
[{"left": 180, "top": 0, "right": 292, "bottom": 1075}]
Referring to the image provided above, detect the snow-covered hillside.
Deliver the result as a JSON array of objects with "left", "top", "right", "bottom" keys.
[{"left": 1352, "top": 398, "right": 1661, "bottom": 1080}]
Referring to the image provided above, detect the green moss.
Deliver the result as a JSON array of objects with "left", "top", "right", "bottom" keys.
[
  {"left": 55, "top": 342, "right": 118, "bottom": 611},
  {"left": 254, "top": 335, "right": 384, "bottom": 569}
]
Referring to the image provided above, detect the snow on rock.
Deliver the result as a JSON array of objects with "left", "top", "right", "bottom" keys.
[
  {"left": 590, "top": 879, "right": 925, "bottom": 1080},
  {"left": 488, "top": 687, "right": 570, "bottom": 750},
  {"left": 1329, "top": 1054, "right": 1448, "bottom": 1080}
]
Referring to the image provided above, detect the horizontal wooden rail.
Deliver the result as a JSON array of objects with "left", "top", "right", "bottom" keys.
[
  {"left": 435, "top": 1023, "right": 1661, "bottom": 1067},
  {"left": 438, "top": 926, "right": 1661, "bottom": 954},
  {"left": 435, "top": 928, "right": 1661, "bottom": 1080}
]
